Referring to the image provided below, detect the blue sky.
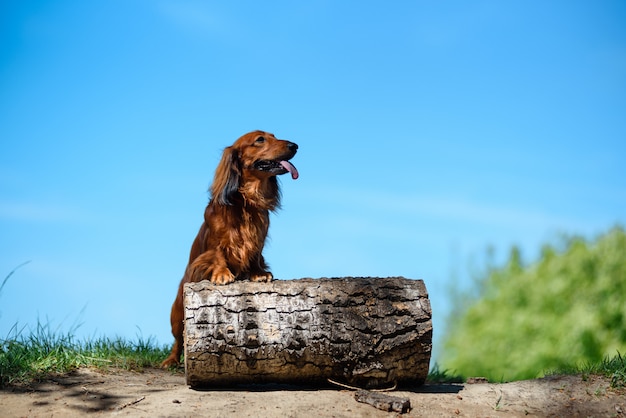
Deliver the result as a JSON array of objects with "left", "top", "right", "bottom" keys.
[{"left": 1, "top": 1, "right": 625, "bottom": 362}]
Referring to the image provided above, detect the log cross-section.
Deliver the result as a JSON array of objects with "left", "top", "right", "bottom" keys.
[{"left": 183, "top": 277, "right": 432, "bottom": 388}]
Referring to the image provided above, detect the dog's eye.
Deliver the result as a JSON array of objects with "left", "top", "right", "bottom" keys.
[{"left": 255, "top": 136, "right": 266, "bottom": 144}]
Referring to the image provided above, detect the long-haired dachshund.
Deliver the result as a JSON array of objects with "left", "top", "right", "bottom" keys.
[{"left": 161, "top": 130, "right": 298, "bottom": 368}]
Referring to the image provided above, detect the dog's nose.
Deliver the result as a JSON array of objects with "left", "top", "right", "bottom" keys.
[{"left": 287, "top": 142, "right": 298, "bottom": 152}]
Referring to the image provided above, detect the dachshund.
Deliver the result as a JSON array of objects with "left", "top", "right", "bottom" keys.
[{"left": 161, "top": 130, "right": 298, "bottom": 368}]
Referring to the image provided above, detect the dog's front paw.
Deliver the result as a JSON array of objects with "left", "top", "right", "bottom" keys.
[
  {"left": 160, "top": 356, "right": 181, "bottom": 369},
  {"left": 250, "top": 271, "right": 273, "bottom": 283},
  {"left": 211, "top": 267, "right": 236, "bottom": 285}
]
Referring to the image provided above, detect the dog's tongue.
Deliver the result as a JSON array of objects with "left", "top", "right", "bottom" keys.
[{"left": 280, "top": 160, "right": 299, "bottom": 180}]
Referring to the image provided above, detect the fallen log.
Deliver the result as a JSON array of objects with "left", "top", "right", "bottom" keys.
[{"left": 183, "top": 277, "right": 432, "bottom": 389}]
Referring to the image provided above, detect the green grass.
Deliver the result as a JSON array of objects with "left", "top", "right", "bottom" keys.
[
  {"left": 426, "top": 363, "right": 464, "bottom": 383},
  {"left": 546, "top": 351, "right": 626, "bottom": 389},
  {"left": 0, "top": 263, "right": 172, "bottom": 387},
  {"left": 428, "top": 353, "right": 626, "bottom": 389},
  {"left": 0, "top": 322, "right": 171, "bottom": 387},
  {"left": 2, "top": 326, "right": 625, "bottom": 389},
  {"left": 1, "top": 325, "right": 624, "bottom": 390}
]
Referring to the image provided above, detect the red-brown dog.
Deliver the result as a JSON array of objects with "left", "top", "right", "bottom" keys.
[{"left": 161, "top": 131, "right": 298, "bottom": 368}]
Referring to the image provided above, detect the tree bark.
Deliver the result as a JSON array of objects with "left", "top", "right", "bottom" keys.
[
  {"left": 183, "top": 277, "right": 432, "bottom": 389},
  {"left": 354, "top": 390, "right": 411, "bottom": 413}
]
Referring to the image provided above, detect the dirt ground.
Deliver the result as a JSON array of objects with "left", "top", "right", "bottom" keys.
[{"left": 1, "top": 367, "right": 624, "bottom": 417}]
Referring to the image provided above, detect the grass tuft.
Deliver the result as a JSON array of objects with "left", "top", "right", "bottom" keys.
[
  {"left": 545, "top": 351, "right": 626, "bottom": 389},
  {"left": 427, "top": 363, "right": 464, "bottom": 384},
  {"left": 0, "top": 322, "right": 170, "bottom": 387},
  {"left": 1, "top": 264, "right": 171, "bottom": 387}
]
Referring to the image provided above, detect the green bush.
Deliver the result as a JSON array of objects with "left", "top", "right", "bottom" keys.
[{"left": 441, "top": 226, "right": 626, "bottom": 381}]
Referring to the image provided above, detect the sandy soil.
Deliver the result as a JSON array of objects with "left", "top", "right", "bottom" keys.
[{"left": 1, "top": 367, "right": 624, "bottom": 417}]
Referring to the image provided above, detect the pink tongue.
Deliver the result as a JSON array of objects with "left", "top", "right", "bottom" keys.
[{"left": 280, "top": 160, "right": 299, "bottom": 180}]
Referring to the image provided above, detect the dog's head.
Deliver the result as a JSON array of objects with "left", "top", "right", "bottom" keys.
[{"left": 211, "top": 131, "right": 299, "bottom": 206}]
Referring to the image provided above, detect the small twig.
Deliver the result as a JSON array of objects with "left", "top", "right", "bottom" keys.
[
  {"left": 118, "top": 396, "right": 146, "bottom": 410},
  {"left": 354, "top": 390, "right": 411, "bottom": 413},
  {"left": 327, "top": 378, "right": 397, "bottom": 392}
]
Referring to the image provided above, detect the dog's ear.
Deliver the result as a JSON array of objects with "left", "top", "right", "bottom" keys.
[{"left": 211, "top": 146, "right": 241, "bottom": 206}]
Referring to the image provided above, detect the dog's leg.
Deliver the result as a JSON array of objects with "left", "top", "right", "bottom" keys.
[
  {"left": 161, "top": 280, "right": 185, "bottom": 368},
  {"left": 249, "top": 253, "right": 273, "bottom": 282},
  {"left": 188, "top": 250, "right": 236, "bottom": 285}
]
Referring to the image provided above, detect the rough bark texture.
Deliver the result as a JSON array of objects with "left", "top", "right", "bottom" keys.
[
  {"left": 354, "top": 390, "right": 411, "bottom": 413},
  {"left": 183, "top": 277, "right": 432, "bottom": 389}
]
